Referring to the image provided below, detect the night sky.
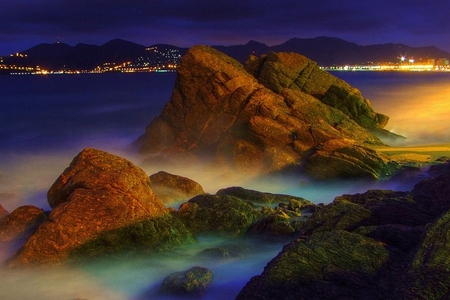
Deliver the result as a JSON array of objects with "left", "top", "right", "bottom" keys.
[{"left": 1, "top": 0, "right": 449, "bottom": 55}]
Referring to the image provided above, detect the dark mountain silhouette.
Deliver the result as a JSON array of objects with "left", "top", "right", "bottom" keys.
[
  {"left": 3, "top": 36, "right": 449, "bottom": 71},
  {"left": 217, "top": 37, "right": 450, "bottom": 65}
]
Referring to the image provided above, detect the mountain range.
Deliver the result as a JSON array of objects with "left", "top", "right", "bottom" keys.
[{"left": 3, "top": 36, "right": 450, "bottom": 70}]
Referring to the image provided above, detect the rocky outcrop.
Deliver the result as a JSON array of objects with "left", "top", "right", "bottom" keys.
[
  {"left": 245, "top": 51, "right": 388, "bottom": 130},
  {"left": 237, "top": 162, "right": 450, "bottom": 299},
  {"left": 0, "top": 205, "right": 46, "bottom": 242},
  {"left": 136, "top": 45, "right": 396, "bottom": 180},
  {"left": 159, "top": 266, "right": 213, "bottom": 296},
  {"left": 149, "top": 171, "right": 205, "bottom": 204},
  {"left": 8, "top": 148, "right": 193, "bottom": 267}
]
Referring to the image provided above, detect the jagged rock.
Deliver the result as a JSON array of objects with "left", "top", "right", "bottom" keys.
[
  {"left": 0, "top": 204, "right": 8, "bottom": 221},
  {"left": 237, "top": 162, "right": 450, "bottom": 299},
  {"left": 177, "top": 193, "right": 261, "bottom": 237},
  {"left": 245, "top": 51, "right": 388, "bottom": 130},
  {"left": 159, "top": 266, "right": 213, "bottom": 296},
  {"left": 136, "top": 45, "right": 395, "bottom": 180},
  {"left": 149, "top": 171, "right": 205, "bottom": 204},
  {"left": 0, "top": 205, "right": 47, "bottom": 242},
  {"left": 8, "top": 148, "right": 192, "bottom": 267}
]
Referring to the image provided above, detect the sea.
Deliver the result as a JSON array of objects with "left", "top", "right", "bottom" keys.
[{"left": 0, "top": 71, "right": 449, "bottom": 299}]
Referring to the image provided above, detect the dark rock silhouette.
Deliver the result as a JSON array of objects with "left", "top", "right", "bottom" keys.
[{"left": 136, "top": 45, "right": 396, "bottom": 180}]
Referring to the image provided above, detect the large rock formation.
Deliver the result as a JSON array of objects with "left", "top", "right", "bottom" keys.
[
  {"left": 236, "top": 162, "right": 450, "bottom": 299},
  {"left": 8, "top": 148, "right": 193, "bottom": 267},
  {"left": 136, "top": 45, "right": 396, "bottom": 180}
]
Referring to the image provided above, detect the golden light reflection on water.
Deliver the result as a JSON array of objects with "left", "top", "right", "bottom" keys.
[{"left": 370, "top": 79, "right": 450, "bottom": 145}]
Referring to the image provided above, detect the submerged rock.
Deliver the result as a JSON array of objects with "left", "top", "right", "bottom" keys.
[
  {"left": 136, "top": 45, "right": 396, "bottom": 180},
  {"left": 149, "top": 171, "right": 205, "bottom": 204},
  {"left": 159, "top": 266, "right": 213, "bottom": 296},
  {"left": 8, "top": 148, "right": 192, "bottom": 267}
]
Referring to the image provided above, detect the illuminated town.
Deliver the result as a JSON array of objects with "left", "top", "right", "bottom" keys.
[
  {"left": 1, "top": 48, "right": 449, "bottom": 75},
  {"left": 0, "top": 46, "right": 182, "bottom": 75}
]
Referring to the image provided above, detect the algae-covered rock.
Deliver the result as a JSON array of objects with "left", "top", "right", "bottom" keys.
[
  {"left": 178, "top": 194, "right": 260, "bottom": 237},
  {"left": 409, "top": 210, "right": 450, "bottom": 299},
  {"left": 237, "top": 230, "right": 389, "bottom": 300}
]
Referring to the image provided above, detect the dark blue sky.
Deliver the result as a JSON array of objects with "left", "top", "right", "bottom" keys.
[{"left": 1, "top": 0, "right": 449, "bottom": 55}]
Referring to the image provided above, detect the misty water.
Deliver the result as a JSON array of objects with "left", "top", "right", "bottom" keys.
[{"left": 0, "top": 71, "right": 449, "bottom": 299}]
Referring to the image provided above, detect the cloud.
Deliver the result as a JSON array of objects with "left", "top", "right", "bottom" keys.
[{"left": 0, "top": 0, "right": 449, "bottom": 54}]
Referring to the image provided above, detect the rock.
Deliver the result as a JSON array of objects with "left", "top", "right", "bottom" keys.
[
  {"left": 409, "top": 210, "right": 450, "bottom": 298},
  {"left": 245, "top": 51, "right": 388, "bottom": 130},
  {"left": 135, "top": 45, "right": 396, "bottom": 180},
  {"left": 216, "top": 186, "right": 312, "bottom": 206},
  {"left": 8, "top": 148, "right": 192, "bottom": 267},
  {"left": 149, "top": 171, "right": 205, "bottom": 204},
  {"left": 304, "top": 138, "right": 397, "bottom": 180},
  {"left": 236, "top": 230, "right": 389, "bottom": 300},
  {"left": 159, "top": 266, "right": 213, "bottom": 296},
  {"left": 237, "top": 162, "right": 450, "bottom": 299},
  {"left": 178, "top": 193, "right": 261, "bottom": 237},
  {"left": 0, "top": 204, "right": 8, "bottom": 221},
  {"left": 0, "top": 205, "right": 47, "bottom": 242}
]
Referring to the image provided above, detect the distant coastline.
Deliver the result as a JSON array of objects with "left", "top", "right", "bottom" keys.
[{"left": 1, "top": 36, "right": 449, "bottom": 75}]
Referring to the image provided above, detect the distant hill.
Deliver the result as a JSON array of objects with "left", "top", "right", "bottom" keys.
[
  {"left": 4, "top": 39, "right": 188, "bottom": 70},
  {"left": 3, "top": 37, "right": 450, "bottom": 70},
  {"left": 216, "top": 37, "right": 450, "bottom": 65}
]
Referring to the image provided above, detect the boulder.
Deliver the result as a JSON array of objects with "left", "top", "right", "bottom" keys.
[
  {"left": 0, "top": 205, "right": 47, "bottom": 242},
  {"left": 177, "top": 193, "right": 261, "bottom": 237},
  {"left": 159, "top": 266, "right": 213, "bottom": 296},
  {"left": 8, "top": 148, "right": 192, "bottom": 267},
  {"left": 149, "top": 171, "right": 205, "bottom": 204},
  {"left": 136, "top": 45, "right": 395, "bottom": 180}
]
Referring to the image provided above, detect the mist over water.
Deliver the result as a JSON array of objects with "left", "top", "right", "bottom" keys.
[
  {"left": 0, "top": 71, "right": 449, "bottom": 299},
  {"left": 331, "top": 71, "right": 450, "bottom": 146}
]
